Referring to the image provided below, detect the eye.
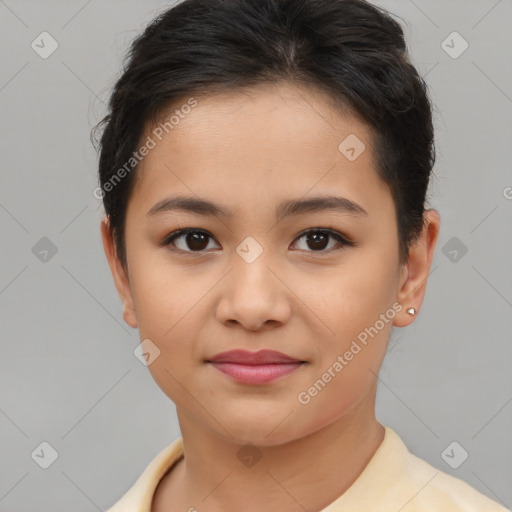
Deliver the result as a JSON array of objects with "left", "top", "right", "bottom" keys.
[
  {"left": 161, "top": 228, "right": 220, "bottom": 253},
  {"left": 291, "top": 228, "right": 353, "bottom": 253},
  {"left": 160, "top": 227, "right": 353, "bottom": 254}
]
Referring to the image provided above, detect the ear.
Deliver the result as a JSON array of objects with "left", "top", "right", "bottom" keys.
[
  {"left": 100, "top": 216, "right": 138, "bottom": 329},
  {"left": 393, "top": 209, "right": 441, "bottom": 327}
]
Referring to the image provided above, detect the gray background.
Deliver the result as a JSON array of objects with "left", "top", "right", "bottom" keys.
[{"left": 1, "top": 0, "right": 511, "bottom": 510}]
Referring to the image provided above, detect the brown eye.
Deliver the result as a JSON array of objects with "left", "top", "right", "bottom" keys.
[
  {"left": 162, "top": 229, "right": 219, "bottom": 252},
  {"left": 292, "top": 229, "right": 352, "bottom": 253},
  {"left": 306, "top": 231, "right": 329, "bottom": 251},
  {"left": 161, "top": 227, "right": 352, "bottom": 255}
]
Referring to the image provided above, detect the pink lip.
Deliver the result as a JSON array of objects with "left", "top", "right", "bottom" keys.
[{"left": 207, "top": 350, "right": 306, "bottom": 385}]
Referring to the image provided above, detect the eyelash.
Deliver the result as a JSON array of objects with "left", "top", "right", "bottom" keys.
[{"left": 160, "top": 227, "right": 354, "bottom": 255}]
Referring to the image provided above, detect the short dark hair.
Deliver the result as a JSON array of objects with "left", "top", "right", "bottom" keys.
[{"left": 93, "top": 0, "right": 436, "bottom": 269}]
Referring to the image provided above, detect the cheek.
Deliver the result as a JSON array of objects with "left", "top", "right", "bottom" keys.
[
  {"left": 127, "top": 252, "right": 222, "bottom": 379},
  {"left": 294, "top": 321, "right": 389, "bottom": 434},
  {"left": 128, "top": 247, "right": 205, "bottom": 332},
  {"left": 293, "top": 248, "right": 396, "bottom": 407},
  {"left": 294, "top": 251, "right": 396, "bottom": 342}
]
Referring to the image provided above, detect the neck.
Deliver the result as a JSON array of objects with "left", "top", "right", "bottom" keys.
[{"left": 154, "top": 385, "right": 385, "bottom": 511}]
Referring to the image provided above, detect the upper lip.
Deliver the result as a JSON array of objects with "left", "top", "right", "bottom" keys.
[{"left": 207, "top": 349, "right": 304, "bottom": 365}]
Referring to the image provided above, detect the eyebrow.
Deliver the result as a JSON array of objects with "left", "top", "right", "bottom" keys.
[{"left": 146, "top": 194, "right": 368, "bottom": 220}]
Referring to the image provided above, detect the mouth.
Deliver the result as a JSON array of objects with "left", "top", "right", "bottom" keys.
[{"left": 206, "top": 349, "right": 307, "bottom": 385}]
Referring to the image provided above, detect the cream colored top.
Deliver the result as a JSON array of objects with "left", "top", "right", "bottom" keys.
[{"left": 106, "top": 426, "right": 510, "bottom": 511}]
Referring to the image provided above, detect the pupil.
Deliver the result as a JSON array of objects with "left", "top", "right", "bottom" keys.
[
  {"left": 307, "top": 231, "right": 328, "bottom": 251},
  {"left": 187, "top": 232, "right": 208, "bottom": 251}
]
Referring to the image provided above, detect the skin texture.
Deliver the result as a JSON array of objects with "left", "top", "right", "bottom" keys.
[{"left": 101, "top": 81, "right": 440, "bottom": 511}]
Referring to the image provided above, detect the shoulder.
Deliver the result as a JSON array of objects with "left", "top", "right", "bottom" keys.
[
  {"left": 391, "top": 431, "right": 509, "bottom": 512},
  {"left": 105, "top": 437, "right": 184, "bottom": 512}
]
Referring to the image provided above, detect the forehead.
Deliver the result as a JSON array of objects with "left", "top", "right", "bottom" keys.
[{"left": 129, "top": 82, "right": 393, "bottom": 222}]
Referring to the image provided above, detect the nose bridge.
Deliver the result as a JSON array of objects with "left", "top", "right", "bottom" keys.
[
  {"left": 232, "top": 234, "right": 276, "bottom": 293},
  {"left": 215, "top": 235, "right": 291, "bottom": 330}
]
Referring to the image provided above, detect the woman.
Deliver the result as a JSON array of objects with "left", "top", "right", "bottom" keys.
[{"left": 94, "top": 0, "right": 510, "bottom": 510}]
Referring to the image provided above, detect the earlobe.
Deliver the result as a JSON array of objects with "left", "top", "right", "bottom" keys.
[
  {"left": 100, "top": 216, "right": 139, "bottom": 329},
  {"left": 393, "top": 209, "right": 441, "bottom": 328}
]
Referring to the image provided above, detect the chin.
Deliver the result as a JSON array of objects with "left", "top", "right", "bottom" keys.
[{"left": 214, "top": 413, "right": 314, "bottom": 448}]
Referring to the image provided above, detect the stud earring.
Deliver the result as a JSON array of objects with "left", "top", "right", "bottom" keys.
[{"left": 406, "top": 307, "right": 416, "bottom": 316}]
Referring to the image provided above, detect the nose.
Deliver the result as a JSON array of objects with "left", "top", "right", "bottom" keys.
[{"left": 215, "top": 253, "right": 292, "bottom": 332}]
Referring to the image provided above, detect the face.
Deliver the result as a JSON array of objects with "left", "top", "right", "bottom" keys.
[{"left": 101, "top": 81, "right": 440, "bottom": 446}]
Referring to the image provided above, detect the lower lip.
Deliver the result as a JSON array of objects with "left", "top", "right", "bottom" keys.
[{"left": 208, "top": 362, "right": 304, "bottom": 384}]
